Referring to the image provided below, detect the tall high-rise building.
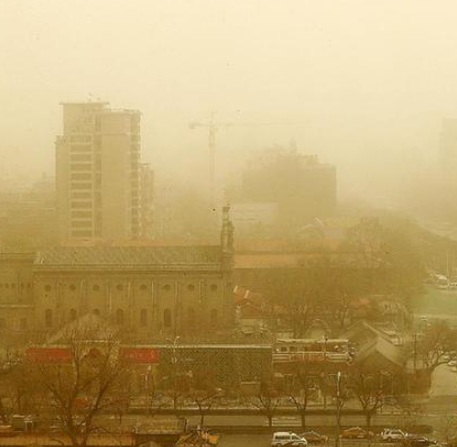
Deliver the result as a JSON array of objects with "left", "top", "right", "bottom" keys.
[{"left": 56, "top": 101, "right": 149, "bottom": 242}]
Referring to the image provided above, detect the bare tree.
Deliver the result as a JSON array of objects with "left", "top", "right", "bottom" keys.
[
  {"left": 414, "top": 320, "right": 457, "bottom": 373},
  {"left": 251, "top": 382, "right": 279, "bottom": 428},
  {"left": 350, "top": 367, "right": 384, "bottom": 428},
  {"left": 190, "top": 389, "right": 220, "bottom": 427},
  {"left": 28, "top": 325, "right": 131, "bottom": 447},
  {"left": 289, "top": 365, "right": 318, "bottom": 430}
]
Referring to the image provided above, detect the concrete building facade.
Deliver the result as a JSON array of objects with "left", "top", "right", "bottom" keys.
[{"left": 56, "top": 101, "right": 151, "bottom": 243}]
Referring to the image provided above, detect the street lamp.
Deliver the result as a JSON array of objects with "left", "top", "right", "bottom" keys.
[{"left": 335, "top": 371, "right": 342, "bottom": 447}]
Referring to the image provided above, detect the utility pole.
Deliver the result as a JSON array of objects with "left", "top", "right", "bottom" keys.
[
  {"left": 335, "top": 371, "right": 342, "bottom": 447},
  {"left": 413, "top": 333, "right": 417, "bottom": 372},
  {"left": 167, "top": 336, "right": 180, "bottom": 410}
]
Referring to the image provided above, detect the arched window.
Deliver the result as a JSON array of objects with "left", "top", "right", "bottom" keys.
[
  {"left": 93, "top": 308, "right": 100, "bottom": 316},
  {"left": 210, "top": 309, "right": 218, "bottom": 327},
  {"left": 140, "top": 309, "right": 148, "bottom": 327},
  {"left": 187, "top": 307, "right": 195, "bottom": 327},
  {"left": 69, "top": 284, "right": 76, "bottom": 291},
  {"left": 163, "top": 309, "right": 172, "bottom": 328},
  {"left": 210, "top": 284, "right": 218, "bottom": 292},
  {"left": 116, "top": 308, "right": 124, "bottom": 325},
  {"left": 69, "top": 309, "right": 77, "bottom": 321},
  {"left": 116, "top": 284, "right": 123, "bottom": 292},
  {"left": 45, "top": 309, "right": 53, "bottom": 328}
]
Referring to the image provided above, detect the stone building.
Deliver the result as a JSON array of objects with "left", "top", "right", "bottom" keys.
[{"left": 0, "top": 210, "right": 234, "bottom": 345}]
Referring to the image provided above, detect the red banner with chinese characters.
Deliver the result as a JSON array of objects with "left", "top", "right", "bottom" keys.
[
  {"left": 120, "top": 347, "right": 159, "bottom": 364},
  {"left": 26, "top": 347, "right": 72, "bottom": 363}
]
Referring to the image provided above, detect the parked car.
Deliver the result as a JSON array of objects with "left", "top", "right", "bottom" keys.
[
  {"left": 301, "top": 431, "right": 328, "bottom": 444},
  {"left": 272, "top": 432, "right": 308, "bottom": 446},
  {"left": 403, "top": 434, "right": 436, "bottom": 447},
  {"left": 381, "top": 429, "right": 408, "bottom": 442},
  {"left": 341, "top": 427, "right": 374, "bottom": 439}
]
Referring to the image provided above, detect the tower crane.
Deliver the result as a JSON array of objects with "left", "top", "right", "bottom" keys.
[{"left": 189, "top": 114, "right": 298, "bottom": 205}]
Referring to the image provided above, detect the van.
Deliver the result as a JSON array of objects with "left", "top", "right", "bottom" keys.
[{"left": 272, "top": 432, "right": 308, "bottom": 446}]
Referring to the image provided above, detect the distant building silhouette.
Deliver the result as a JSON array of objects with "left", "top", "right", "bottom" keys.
[{"left": 228, "top": 147, "right": 337, "bottom": 235}]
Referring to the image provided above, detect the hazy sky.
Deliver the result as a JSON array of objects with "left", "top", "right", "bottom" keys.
[{"left": 2, "top": 0, "right": 457, "bottom": 198}]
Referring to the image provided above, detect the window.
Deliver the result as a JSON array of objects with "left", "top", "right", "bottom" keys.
[
  {"left": 44, "top": 285, "right": 52, "bottom": 292},
  {"left": 72, "top": 221, "right": 92, "bottom": 228},
  {"left": 93, "top": 308, "right": 100, "bottom": 316},
  {"left": 163, "top": 309, "right": 171, "bottom": 328},
  {"left": 210, "top": 284, "right": 218, "bottom": 292},
  {"left": 69, "top": 309, "right": 77, "bottom": 321},
  {"left": 19, "top": 318, "right": 27, "bottom": 330},
  {"left": 72, "top": 211, "right": 92, "bottom": 218},
  {"left": 187, "top": 284, "right": 195, "bottom": 292},
  {"left": 116, "top": 309, "right": 124, "bottom": 325},
  {"left": 140, "top": 284, "right": 147, "bottom": 291},
  {"left": 0, "top": 319, "right": 5, "bottom": 330},
  {"left": 71, "top": 183, "right": 92, "bottom": 190},
  {"left": 210, "top": 309, "right": 218, "bottom": 327},
  {"left": 45, "top": 309, "right": 53, "bottom": 328},
  {"left": 116, "top": 284, "right": 123, "bottom": 292},
  {"left": 11, "top": 283, "right": 16, "bottom": 289},
  {"left": 92, "top": 285, "right": 100, "bottom": 292},
  {"left": 72, "top": 192, "right": 92, "bottom": 199},
  {"left": 71, "top": 230, "right": 92, "bottom": 237},
  {"left": 71, "top": 173, "right": 92, "bottom": 181},
  {"left": 71, "top": 163, "right": 92, "bottom": 171},
  {"left": 71, "top": 153, "right": 92, "bottom": 162},
  {"left": 140, "top": 309, "right": 148, "bottom": 327},
  {"left": 187, "top": 308, "right": 195, "bottom": 327},
  {"left": 71, "top": 202, "right": 92, "bottom": 209},
  {"left": 163, "top": 284, "right": 171, "bottom": 291},
  {"left": 69, "top": 284, "right": 76, "bottom": 291}
]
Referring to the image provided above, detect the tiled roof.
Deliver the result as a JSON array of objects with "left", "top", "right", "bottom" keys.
[{"left": 34, "top": 245, "right": 222, "bottom": 268}]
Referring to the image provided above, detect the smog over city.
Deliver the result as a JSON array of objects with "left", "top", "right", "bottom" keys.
[{"left": 3, "top": 1, "right": 457, "bottom": 447}]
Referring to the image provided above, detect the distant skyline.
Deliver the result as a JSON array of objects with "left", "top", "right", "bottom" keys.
[{"left": 1, "top": 0, "right": 457, "bottom": 200}]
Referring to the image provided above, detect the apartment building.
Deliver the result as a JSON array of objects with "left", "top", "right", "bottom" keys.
[{"left": 56, "top": 101, "right": 149, "bottom": 242}]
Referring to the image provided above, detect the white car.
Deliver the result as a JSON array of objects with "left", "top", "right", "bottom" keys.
[
  {"left": 381, "top": 429, "right": 407, "bottom": 442},
  {"left": 272, "top": 432, "right": 308, "bottom": 446}
]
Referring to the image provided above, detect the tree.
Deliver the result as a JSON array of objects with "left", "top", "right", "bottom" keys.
[
  {"left": 350, "top": 367, "right": 384, "bottom": 428},
  {"left": 413, "top": 320, "right": 457, "bottom": 373},
  {"left": 264, "top": 269, "right": 317, "bottom": 338},
  {"left": 251, "top": 382, "right": 279, "bottom": 428},
  {"left": 289, "top": 364, "right": 318, "bottom": 430},
  {"left": 343, "top": 216, "right": 425, "bottom": 302},
  {"left": 29, "top": 326, "right": 131, "bottom": 447},
  {"left": 190, "top": 388, "right": 220, "bottom": 427}
]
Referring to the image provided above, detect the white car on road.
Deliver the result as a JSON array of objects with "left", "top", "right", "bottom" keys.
[
  {"left": 381, "top": 429, "right": 408, "bottom": 442},
  {"left": 272, "top": 432, "right": 308, "bottom": 446}
]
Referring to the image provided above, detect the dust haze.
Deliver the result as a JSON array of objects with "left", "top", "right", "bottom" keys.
[
  {"left": 1, "top": 0, "right": 456, "bottom": 204},
  {"left": 4, "top": 2, "right": 457, "bottom": 447}
]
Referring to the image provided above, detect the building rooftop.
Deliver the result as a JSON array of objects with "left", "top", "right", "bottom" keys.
[{"left": 34, "top": 246, "right": 223, "bottom": 269}]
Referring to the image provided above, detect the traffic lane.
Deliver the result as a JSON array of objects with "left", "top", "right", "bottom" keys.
[
  {"left": 185, "top": 413, "right": 420, "bottom": 428},
  {"left": 218, "top": 435, "right": 401, "bottom": 447}
]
